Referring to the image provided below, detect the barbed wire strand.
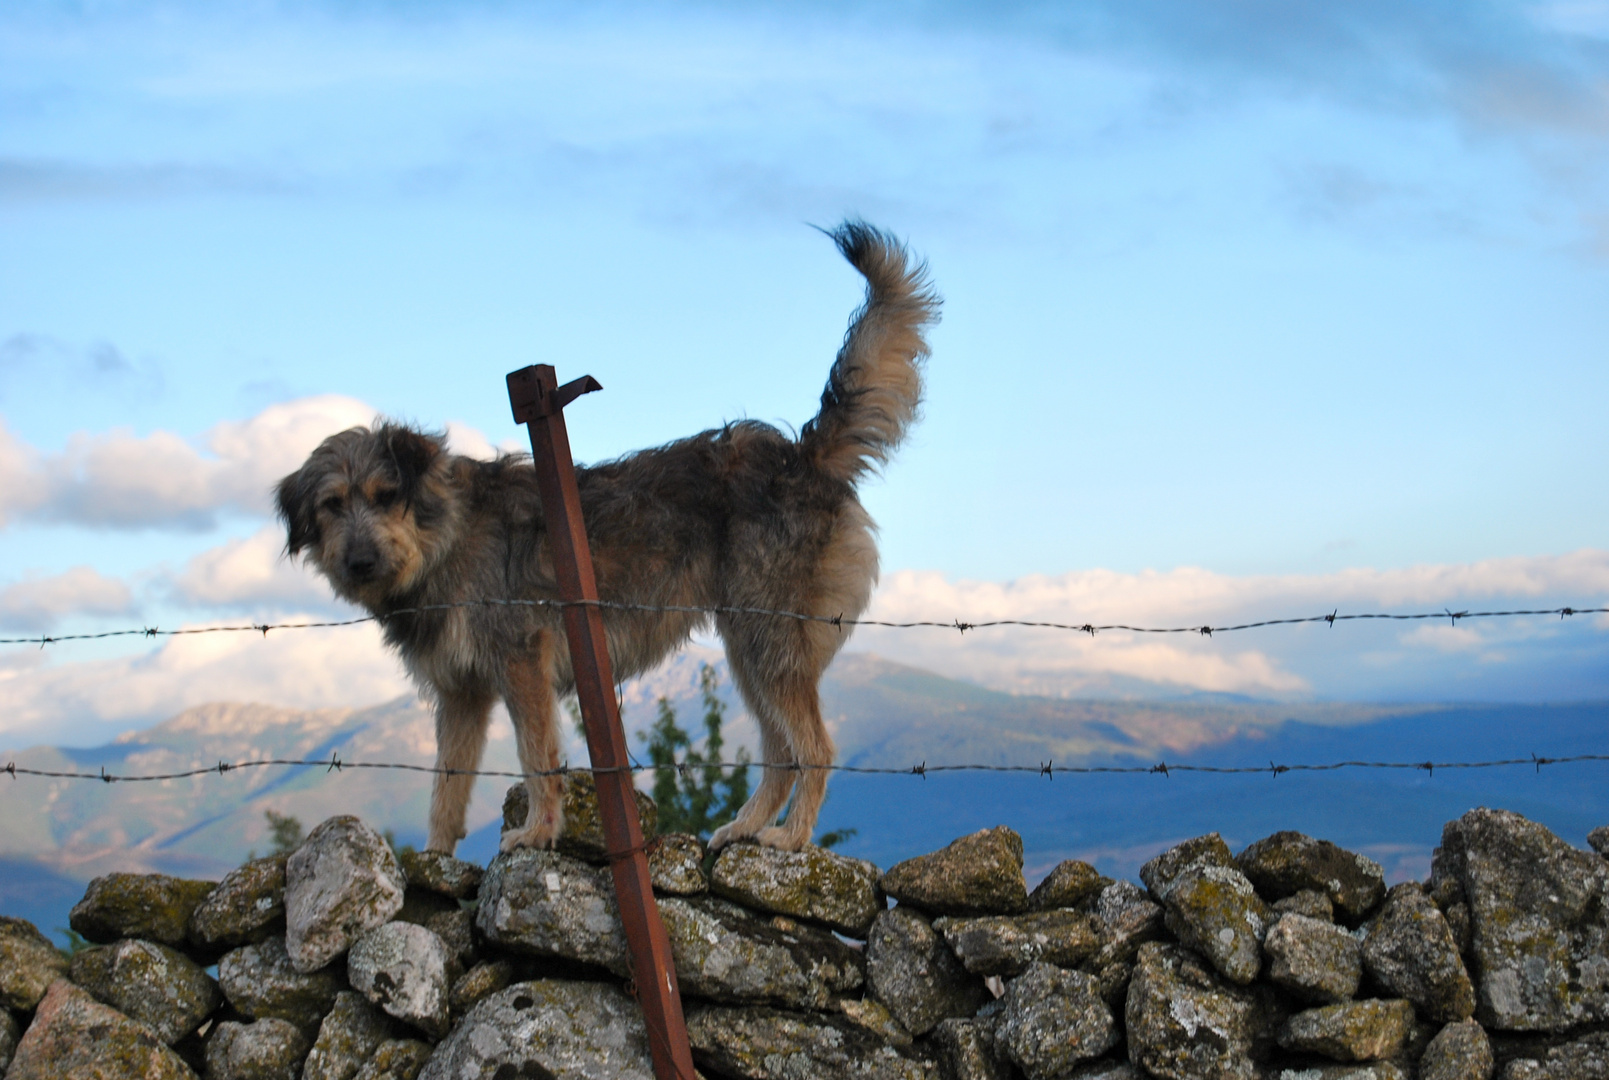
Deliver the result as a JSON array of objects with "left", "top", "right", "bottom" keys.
[
  {"left": 6, "top": 752, "right": 1607, "bottom": 785},
  {"left": 3, "top": 597, "right": 1606, "bottom": 647}
]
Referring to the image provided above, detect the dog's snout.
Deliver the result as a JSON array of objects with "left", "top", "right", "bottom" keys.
[{"left": 345, "top": 545, "right": 379, "bottom": 581}]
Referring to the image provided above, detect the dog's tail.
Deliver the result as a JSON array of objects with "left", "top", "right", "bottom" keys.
[{"left": 799, "top": 221, "right": 940, "bottom": 485}]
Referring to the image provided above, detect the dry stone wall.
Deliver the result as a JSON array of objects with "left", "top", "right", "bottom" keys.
[{"left": 0, "top": 792, "right": 1606, "bottom": 1080}]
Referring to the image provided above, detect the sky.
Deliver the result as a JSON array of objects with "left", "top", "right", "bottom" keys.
[{"left": 2, "top": 0, "right": 1608, "bottom": 747}]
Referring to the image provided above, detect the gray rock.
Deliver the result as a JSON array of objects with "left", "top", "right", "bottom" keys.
[
  {"left": 686, "top": 1002, "right": 934, "bottom": 1080},
  {"left": 1419, "top": 1018, "right": 1494, "bottom": 1080},
  {"left": 396, "top": 848, "right": 482, "bottom": 900},
  {"left": 502, "top": 773, "right": 659, "bottom": 862},
  {"left": 218, "top": 935, "right": 346, "bottom": 1030},
  {"left": 1236, "top": 832, "right": 1386, "bottom": 921},
  {"left": 1499, "top": 1030, "right": 1609, "bottom": 1079},
  {"left": 69, "top": 871, "right": 217, "bottom": 947},
  {"left": 423, "top": 908, "right": 476, "bottom": 980},
  {"left": 1067, "top": 1064, "right": 1144, "bottom": 1080},
  {"left": 6, "top": 978, "right": 196, "bottom": 1080},
  {"left": 419, "top": 980, "right": 657, "bottom": 1080},
  {"left": 1090, "top": 881, "right": 1164, "bottom": 968},
  {"left": 1273, "top": 889, "right": 1335, "bottom": 921},
  {"left": 285, "top": 816, "right": 408, "bottom": 974},
  {"left": 0, "top": 1009, "right": 19, "bottom": 1075},
  {"left": 302, "top": 991, "right": 395, "bottom": 1080},
  {"left": 475, "top": 847, "right": 630, "bottom": 975},
  {"left": 1125, "top": 941, "right": 1262, "bottom": 1080},
  {"left": 1444, "top": 901, "right": 1473, "bottom": 954},
  {"left": 69, "top": 937, "right": 221, "bottom": 1044},
  {"left": 880, "top": 826, "right": 1029, "bottom": 916},
  {"left": 1267, "top": 1066, "right": 1408, "bottom": 1080},
  {"left": 449, "top": 959, "right": 515, "bottom": 1016},
  {"left": 711, "top": 841, "right": 884, "bottom": 937},
  {"left": 354, "top": 1038, "right": 433, "bottom": 1080},
  {"left": 1263, "top": 912, "right": 1362, "bottom": 1004},
  {"left": 1360, "top": 882, "right": 1475, "bottom": 1022},
  {"left": 838, "top": 997, "right": 913, "bottom": 1048},
  {"left": 205, "top": 1018, "right": 312, "bottom": 1080},
  {"left": 1589, "top": 826, "right": 1608, "bottom": 857},
  {"left": 1028, "top": 859, "right": 1106, "bottom": 912},
  {"left": 1139, "top": 833, "right": 1233, "bottom": 898},
  {"left": 650, "top": 833, "right": 709, "bottom": 896},
  {"left": 662, "top": 896, "right": 863, "bottom": 1010},
  {"left": 866, "top": 907, "right": 991, "bottom": 1037},
  {"left": 0, "top": 916, "right": 68, "bottom": 1011},
  {"left": 928, "top": 1017, "right": 1011, "bottom": 1080},
  {"left": 1431, "top": 807, "right": 1609, "bottom": 1031},
  {"left": 935, "top": 909, "right": 1102, "bottom": 977},
  {"left": 1093, "top": 958, "right": 1134, "bottom": 1011},
  {"left": 347, "top": 922, "right": 451, "bottom": 1038},
  {"left": 393, "top": 887, "right": 457, "bottom": 927},
  {"left": 1156, "top": 861, "right": 1271, "bottom": 985},
  {"left": 1277, "top": 998, "right": 1416, "bottom": 1062},
  {"left": 187, "top": 854, "right": 287, "bottom": 953},
  {"left": 995, "top": 962, "right": 1119, "bottom": 1080}
]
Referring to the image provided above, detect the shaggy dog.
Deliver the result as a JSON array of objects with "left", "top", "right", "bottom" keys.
[{"left": 275, "top": 222, "right": 938, "bottom": 855}]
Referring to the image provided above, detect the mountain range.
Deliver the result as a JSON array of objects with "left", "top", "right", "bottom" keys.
[{"left": 3, "top": 651, "right": 1606, "bottom": 944}]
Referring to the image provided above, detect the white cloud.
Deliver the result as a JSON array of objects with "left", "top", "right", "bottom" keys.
[
  {"left": 850, "top": 550, "right": 1609, "bottom": 698},
  {"left": 0, "top": 399, "right": 523, "bottom": 532},
  {"left": 0, "top": 567, "right": 135, "bottom": 631},
  {"left": 0, "top": 616, "right": 412, "bottom": 746},
  {"left": 168, "top": 525, "right": 338, "bottom": 612},
  {"left": 3, "top": 548, "right": 1606, "bottom": 747},
  {"left": 443, "top": 420, "right": 524, "bottom": 461},
  {"left": 0, "top": 395, "right": 375, "bottom": 530}
]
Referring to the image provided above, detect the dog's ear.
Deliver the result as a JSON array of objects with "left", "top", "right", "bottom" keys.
[
  {"left": 275, "top": 467, "right": 320, "bottom": 556},
  {"left": 381, "top": 425, "right": 442, "bottom": 498}
]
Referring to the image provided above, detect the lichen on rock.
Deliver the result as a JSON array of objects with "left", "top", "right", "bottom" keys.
[
  {"left": 69, "top": 871, "right": 217, "bottom": 948},
  {"left": 711, "top": 840, "right": 884, "bottom": 936},
  {"left": 0, "top": 916, "right": 68, "bottom": 1012},
  {"left": 880, "top": 825, "right": 1029, "bottom": 916}
]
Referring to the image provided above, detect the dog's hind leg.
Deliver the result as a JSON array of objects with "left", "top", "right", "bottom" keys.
[
  {"left": 708, "top": 708, "right": 797, "bottom": 851},
  {"left": 754, "top": 673, "right": 834, "bottom": 852},
  {"left": 502, "top": 629, "right": 567, "bottom": 852},
  {"left": 427, "top": 688, "right": 495, "bottom": 854}
]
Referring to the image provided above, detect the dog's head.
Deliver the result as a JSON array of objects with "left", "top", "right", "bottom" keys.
[{"left": 276, "top": 422, "right": 457, "bottom": 606}]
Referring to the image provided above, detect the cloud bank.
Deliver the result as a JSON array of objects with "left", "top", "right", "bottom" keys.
[
  {"left": 851, "top": 550, "right": 1609, "bottom": 699},
  {"left": 5, "top": 548, "right": 1606, "bottom": 747},
  {"left": 0, "top": 395, "right": 375, "bottom": 530}
]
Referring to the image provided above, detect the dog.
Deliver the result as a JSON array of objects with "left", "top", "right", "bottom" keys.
[{"left": 275, "top": 221, "right": 938, "bottom": 855}]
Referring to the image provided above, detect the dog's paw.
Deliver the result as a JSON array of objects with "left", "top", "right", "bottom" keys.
[
  {"left": 499, "top": 826, "right": 556, "bottom": 853},
  {"left": 500, "top": 806, "right": 564, "bottom": 853},
  {"left": 753, "top": 825, "right": 808, "bottom": 852},
  {"left": 708, "top": 822, "right": 751, "bottom": 852}
]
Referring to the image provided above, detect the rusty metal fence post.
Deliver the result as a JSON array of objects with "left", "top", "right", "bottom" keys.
[{"left": 507, "top": 364, "right": 697, "bottom": 1080}]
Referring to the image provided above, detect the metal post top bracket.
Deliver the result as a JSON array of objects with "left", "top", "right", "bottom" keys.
[{"left": 508, "top": 365, "right": 603, "bottom": 424}]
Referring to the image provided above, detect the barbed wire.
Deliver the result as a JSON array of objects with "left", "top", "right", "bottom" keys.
[
  {"left": 3, "top": 596, "right": 1606, "bottom": 647},
  {"left": 6, "top": 751, "right": 1608, "bottom": 785}
]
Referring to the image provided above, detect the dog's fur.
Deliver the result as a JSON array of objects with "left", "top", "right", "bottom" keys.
[{"left": 276, "top": 222, "right": 938, "bottom": 855}]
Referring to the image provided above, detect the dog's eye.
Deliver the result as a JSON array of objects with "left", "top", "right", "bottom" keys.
[
  {"left": 372, "top": 488, "right": 398, "bottom": 509},
  {"left": 319, "top": 495, "right": 344, "bottom": 514}
]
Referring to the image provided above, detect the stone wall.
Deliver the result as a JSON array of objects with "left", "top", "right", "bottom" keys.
[{"left": 1, "top": 781, "right": 1605, "bottom": 1080}]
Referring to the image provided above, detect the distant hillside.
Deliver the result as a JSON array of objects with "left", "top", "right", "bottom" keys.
[{"left": 3, "top": 652, "right": 1605, "bottom": 945}]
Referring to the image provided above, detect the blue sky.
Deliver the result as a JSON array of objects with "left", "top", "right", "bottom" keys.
[{"left": 2, "top": 1, "right": 1608, "bottom": 744}]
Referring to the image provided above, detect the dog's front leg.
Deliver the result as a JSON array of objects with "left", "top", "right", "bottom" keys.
[
  {"left": 501, "top": 630, "right": 566, "bottom": 852},
  {"left": 427, "top": 688, "right": 494, "bottom": 854}
]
